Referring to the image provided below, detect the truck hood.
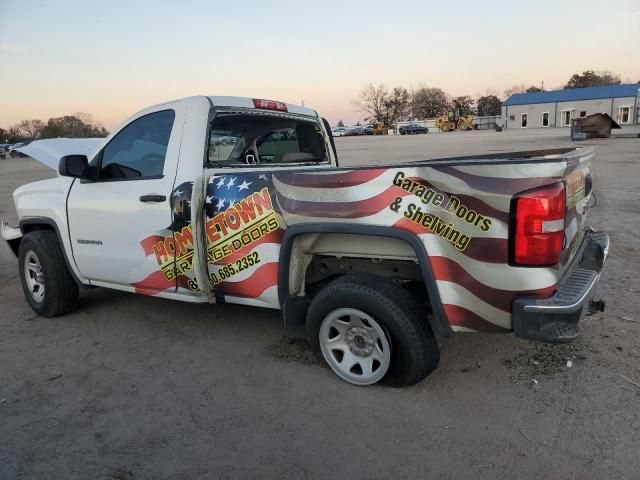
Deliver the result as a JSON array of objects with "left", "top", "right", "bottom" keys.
[{"left": 16, "top": 138, "right": 104, "bottom": 171}]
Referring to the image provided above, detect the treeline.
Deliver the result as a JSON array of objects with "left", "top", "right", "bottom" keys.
[
  {"left": 1, "top": 113, "right": 109, "bottom": 143},
  {"left": 352, "top": 70, "right": 635, "bottom": 127},
  {"left": 351, "top": 84, "right": 502, "bottom": 127}
]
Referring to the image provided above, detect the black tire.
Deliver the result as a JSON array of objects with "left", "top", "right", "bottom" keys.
[
  {"left": 306, "top": 275, "right": 439, "bottom": 386},
  {"left": 18, "top": 230, "right": 79, "bottom": 317}
]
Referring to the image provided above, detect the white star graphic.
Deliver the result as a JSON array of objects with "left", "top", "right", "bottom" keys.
[
  {"left": 216, "top": 177, "right": 226, "bottom": 188},
  {"left": 259, "top": 174, "right": 268, "bottom": 181},
  {"left": 226, "top": 177, "right": 236, "bottom": 189},
  {"left": 238, "top": 180, "right": 252, "bottom": 191},
  {"left": 174, "top": 189, "right": 184, "bottom": 197},
  {"left": 205, "top": 195, "right": 213, "bottom": 204},
  {"left": 208, "top": 175, "right": 219, "bottom": 185},
  {"left": 216, "top": 198, "right": 225, "bottom": 209}
]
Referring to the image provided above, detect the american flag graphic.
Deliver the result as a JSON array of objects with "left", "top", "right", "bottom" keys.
[
  {"left": 133, "top": 158, "right": 577, "bottom": 333},
  {"left": 205, "top": 172, "right": 283, "bottom": 308},
  {"left": 269, "top": 165, "right": 563, "bottom": 332}
]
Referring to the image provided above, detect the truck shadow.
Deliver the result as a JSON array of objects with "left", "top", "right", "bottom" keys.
[{"left": 72, "top": 287, "right": 595, "bottom": 390}]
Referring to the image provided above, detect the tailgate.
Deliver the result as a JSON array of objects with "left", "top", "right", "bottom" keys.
[{"left": 560, "top": 148, "right": 596, "bottom": 276}]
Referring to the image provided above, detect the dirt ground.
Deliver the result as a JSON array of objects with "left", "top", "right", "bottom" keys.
[{"left": 1, "top": 128, "right": 639, "bottom": 480}]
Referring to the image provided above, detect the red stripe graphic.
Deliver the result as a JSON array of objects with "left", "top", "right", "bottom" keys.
[
  {"left": 218, "top": 262, "right": 278, "bottom": 298},
  {"left": 140, "top": 234, "right": 164, "bottom": 256},
  {"left": 432, "top": 166, "right": 561, "bottom": 195},
  {"left": 392, "top": 217, "right": 508, "bottom": 263},
  {"left": 430, "top": 256, "right": 556, "bottom": 312},
  {"left": 132, "top": 269, "right": 190, "bottom": 295},
  {"left": 443, "top": 304, "right": 510, "bottom": 332},
  {"left": 274, "top": 169, "right": 387, "bottom": 188},
  {"left": 406, "top": 176, "right": 509, "bottom": 224},
  {"left": 212, "top": 229, "right": 283, "bottom": 265},
  {"left": 277, "top": 186, "right": 409, "bottom": 219}
]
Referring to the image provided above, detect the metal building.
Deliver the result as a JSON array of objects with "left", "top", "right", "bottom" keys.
[{"left": 501, "top": 84, "right": 640, "bottom": 129}]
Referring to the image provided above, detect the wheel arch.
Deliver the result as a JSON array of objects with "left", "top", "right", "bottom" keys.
[
  {"left": 277, "top": 223, "right": 452, "bottom": 337},
  {"left": 18, "top": 217, "right": 84, "bottom": 285}
]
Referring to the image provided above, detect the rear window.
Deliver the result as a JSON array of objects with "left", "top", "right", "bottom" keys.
[{"left": 207, "top": 112, "right": 329, "bottom": 167}]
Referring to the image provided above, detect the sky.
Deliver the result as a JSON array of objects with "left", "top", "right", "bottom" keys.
[{"left": 1, "top": 0, "right": 639, "bottom": 129}]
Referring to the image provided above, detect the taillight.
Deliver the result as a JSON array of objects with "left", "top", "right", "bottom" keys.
[
  {"left": 253, "top": 99, "right": 288, "bottom": 112},
  {"left": 510, "top": 182, "right": 565, "bottom": 266}
]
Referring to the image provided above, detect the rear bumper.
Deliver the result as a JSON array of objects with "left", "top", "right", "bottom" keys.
[{"left": 512, "top": 229, "right": 609, "bottom": 343}]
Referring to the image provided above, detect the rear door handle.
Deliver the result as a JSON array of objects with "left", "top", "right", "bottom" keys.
[{"left": 139, "top": 194, "right": 166, "bottom": 203}]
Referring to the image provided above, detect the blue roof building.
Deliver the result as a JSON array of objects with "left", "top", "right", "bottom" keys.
[{"left": 501, "top": 84, "right": 639, "bottom": 129}]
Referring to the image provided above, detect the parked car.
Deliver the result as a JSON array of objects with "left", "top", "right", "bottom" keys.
[
  {"left": 331, "top": 127, "right": 348, "bottom": 137},
  {"left": 2, "top": 95, "right": 608, "bottom": 387},
  {"left": 8, "top": 142, "right": 30, "bottom": 158},
  {"left": 345, "top": 127, "right": 365, "bottom": 136},
  {"left": 399, "top": 123, "right": 429, "bottom": 135},
  {"left": 363, "top": 126, "right": 374, "bottom": 135}
]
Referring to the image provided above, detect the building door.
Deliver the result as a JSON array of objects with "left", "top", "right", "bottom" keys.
[
  {"left": 542, "top": 112, "right": 549, "bottom": 127},
  {"left": 618, "top": 106, "right": 631, "bottom": 124},
  {"left": 521, "top": 113, "right": 528, "bottom": 128},
  {"left": 561, "top": 110, "right": 572, "bottom": 127}
]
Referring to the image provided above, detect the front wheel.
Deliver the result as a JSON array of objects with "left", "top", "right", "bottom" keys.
[
  {"left": 18, "top": 230, "right": 79, "bottom": 317},
  {"left": 307, "top": 275, "right": 439, "bottom": 386}
]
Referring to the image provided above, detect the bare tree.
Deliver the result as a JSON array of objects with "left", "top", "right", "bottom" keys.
[
  {"left": 410, "top": 87, "right": 450, "bottom": 118},
  {"left": 386, "top": 87, "right": 410, "bottom": 124},
  {"left": 451, "top": 96, "right": 475, "bottom": 115},
  {"left": 503, "top": 83, "right": 528, "bottom": 98},
  {"left": 352, "top": 84, "right": 389, "bottom": 123},
  {"left": 352, "top": 84, "right": 410, "bottom": 126},
  {"left": 16, "top": 119, "right": 45, "bottom": 139},
  {"left": 40, "top": 115, "right": 108, "bottom": 139},
  {"left": 476, "top": 95, "right": 501, "bottom": 116}
]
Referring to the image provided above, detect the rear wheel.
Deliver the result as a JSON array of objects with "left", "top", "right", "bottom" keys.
[
  {"left": 458, "top": 121, "right": 469, "bottom": 131},
  {"left": 18, "top": 230, "right": 79, "bottom": 317},
  {"left": 441, "top": 123, "right": 451, "bottom": 132},
  {"left": 307, "top": 275, "right": 439, "bottom": 386}
]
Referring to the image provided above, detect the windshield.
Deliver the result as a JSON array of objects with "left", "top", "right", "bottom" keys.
[{"left": 207, "top": 111, "right": 329, "bottom": 167}]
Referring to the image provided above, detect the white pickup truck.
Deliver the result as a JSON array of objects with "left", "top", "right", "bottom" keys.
[{"left": 2, "top": 96, "right": 609, "bottom": 386}]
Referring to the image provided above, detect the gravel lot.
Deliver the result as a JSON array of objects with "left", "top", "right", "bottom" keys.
[{"left": 1, "top": 128, "right": 639, "bottom": 480}]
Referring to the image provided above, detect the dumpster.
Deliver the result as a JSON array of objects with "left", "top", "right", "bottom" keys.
[{"left": 571, "top": 113, "right": 621, "bottom": 140}]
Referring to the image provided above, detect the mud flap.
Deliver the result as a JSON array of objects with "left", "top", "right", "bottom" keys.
[{"left": 1, "top": 221, "right": 23, "bottom": 256}]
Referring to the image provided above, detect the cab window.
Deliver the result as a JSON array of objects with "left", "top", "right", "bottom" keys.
[
  {"left": 98, "top": 110, "right": 175, "bottom": 180},
  {"left": 207, "top": 112, "right": 328, "bottom": 167}
]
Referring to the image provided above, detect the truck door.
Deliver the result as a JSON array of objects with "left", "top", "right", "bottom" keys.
[{"left": 67, "top": 103, "right": 186, "bottom": 293}]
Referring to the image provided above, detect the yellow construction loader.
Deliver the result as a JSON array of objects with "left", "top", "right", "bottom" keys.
[
  {"left": 435, "top": 112, "right": 474, "bottom": 132},
  {"left": 372, "top": 122, "right": 386, "bottom": 135}
]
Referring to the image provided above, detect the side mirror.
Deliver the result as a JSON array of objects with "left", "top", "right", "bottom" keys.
[{"left": 59, "top": 155, "right": 89, "bottom": 178}]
